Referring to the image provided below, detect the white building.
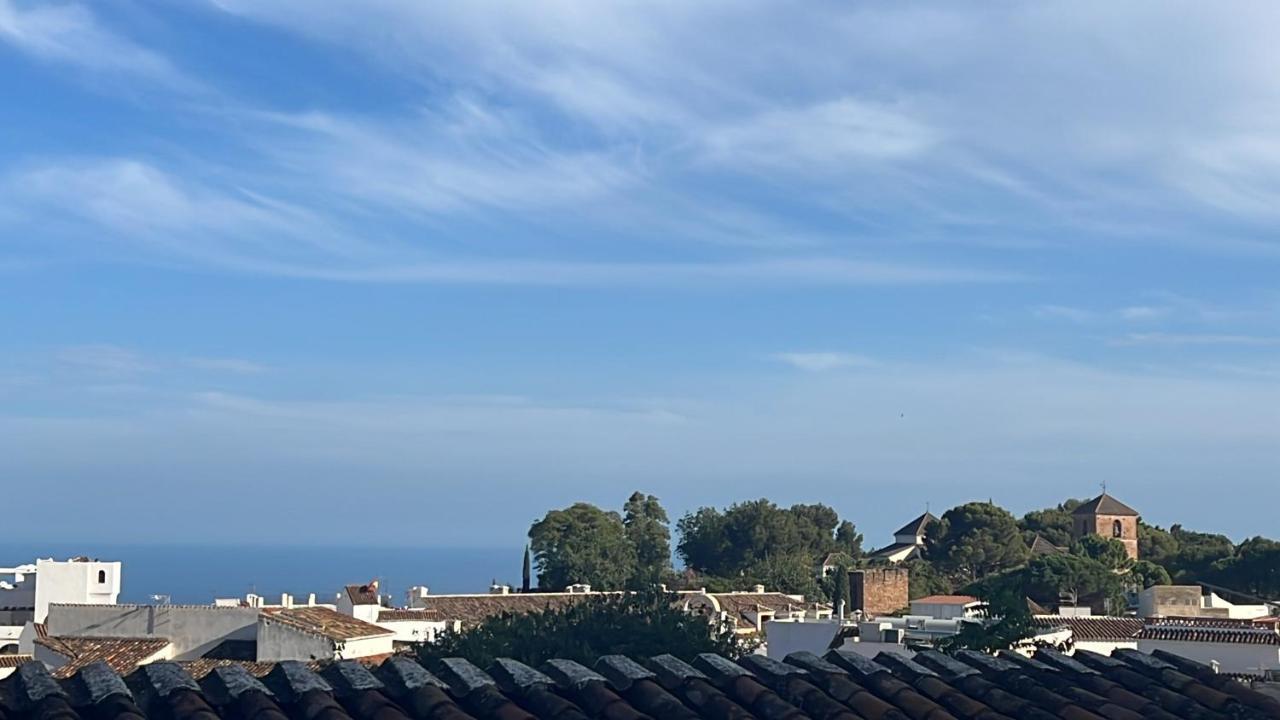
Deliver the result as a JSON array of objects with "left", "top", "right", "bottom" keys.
[
  {"left": 910, "top": 594, "right": 982, "bottom": 620},
  {"left": 0, "top": 557, "right": 122, "bottom": 653},
  {"left": 866, "top": 512, "right": 937, "bottom": 564},
  {"left": 1136, "top": 619, "right": 1280, "bottom": 676},
  {"left": 1139, "top": 585, "right": 1274, "bottom": 620}
]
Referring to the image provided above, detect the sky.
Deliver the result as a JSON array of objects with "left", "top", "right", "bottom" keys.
[{"left": 2, "top": 1, "right": 1279, "bottom": 550}]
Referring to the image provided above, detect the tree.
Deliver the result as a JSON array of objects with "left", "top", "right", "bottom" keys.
[
  {"left": 902, "top": 558, "right": 954, "bottom": 600},
  {"left": 1211, "top": 537, "right": 1280, "bottom": 599},
  {"left": 1138, "top": 522, "right": 1179, "bottom": 566},
  {"left": 521, "top": 545, "right": 532, "bottom": 593},
  {"left": 1074, "top": 535, "right": 1133, "bottom": 571},
  {"left": 826, "top": 564, "right": 850, "bottom": 617},
  {"left": 623, "top": 491, "right": 672, "bottom": 586},
  {"left": 1166, "top": 526, "right": 1235, "bottom": 582},
  {"left": 418, "top": 589, "right": 748, "bottom": 668},
  {"left": 835, "top": 521, "right": 864, "bottom": 559},
  {"left": 937, "top": 577, "right": 1035, "bottom": 654},
  {"left": 1019, "top": 500, "right": 1084, "bottom": 548},
  {"left": 1024, "top": 553, "right": 1124, "bottom": 610},
  {"left": 529, "top": 503, "right": 636, "bottom": 590},
  {"left": 1128, "top": 560, "right": 1172, "bottom": 590},
  {"left": 675, "top": 499, "right": 858, "bottom": 588},
  {"left": 926, "top": 502, "right": 1030, "bottom": 584}
]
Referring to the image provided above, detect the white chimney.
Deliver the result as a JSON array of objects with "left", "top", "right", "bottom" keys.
[
  {"left": 490, "top": 583, "right": 512, "bottom": 595},
  {"left": 753, "top": 584, "right": 766, "bottom": 594}
]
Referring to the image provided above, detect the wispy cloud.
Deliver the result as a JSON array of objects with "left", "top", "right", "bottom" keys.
[
  {"left": 56, "top": 344, "right": 153, "bottom": 376},
  {"left": 775, "top": 352, "right": 877, "bottom": 372},
  {"left": 1114, "top": 333, "right": 1280, "bottom": 347},
  {"left": 0, "top": 0, "right": 193, "bottom": 90}
]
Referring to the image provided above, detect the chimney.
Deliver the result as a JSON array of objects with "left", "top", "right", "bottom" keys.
[
  {"left": 490, "top": 583, "right": 512, "bottom": 595},
  {"left": 753, "top": 584, "right": 766, "bottom": 594}
]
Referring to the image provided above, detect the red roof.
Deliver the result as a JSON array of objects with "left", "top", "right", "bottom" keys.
[{"left": 912, "top": 594, "right": 979, "bottom": 605}]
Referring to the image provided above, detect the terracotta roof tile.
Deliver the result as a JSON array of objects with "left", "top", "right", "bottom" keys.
[
  {"left": 1034, "top": 615, "right": 1145, "bottom": 641},
  {"left": 264, "top": 606, "right": 393, "bottom": 641},
  {"left": 913, "top": 595, "right": 979, "bottom": 605},
  {"left": 1072, "top": 493, "right": 1139, "bottom": 517},
  {"left": 376, "top": 609, "right": 440, "bottom": 622},
  {"left": 34, "top": 635, "right": 171, "bottom": 677},
  {"left": 0, "top": 655, "right": 34, "bottom": 669},
  {"left": 2, "top": 646, "right": 1278, "bottom": 720}
]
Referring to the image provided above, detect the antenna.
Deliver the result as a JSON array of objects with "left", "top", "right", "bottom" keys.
[{"left": 1101, "top": 480, "right": 1108, "bottom": 494}]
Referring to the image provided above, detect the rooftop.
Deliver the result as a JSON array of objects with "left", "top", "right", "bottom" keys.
[
  {"left": 1072, "top": 492, "right": 1140, "bottom": 517},
  {"left": 1033, "top": 615, "right": 1145, "bottom": 642},
  {"left": 2, "top": 645, "right": 1277, "bottom": 720},
  {"left": 263, "top": 607, "right": 393, "bottom": 642},
  {"left": 893, "top": 511, "right": 938, "bottom": 538},
  {"left": 344, "top": 583, "right": 380, "bottom": 606},
  {"left": 912, "top": 594, "right": 980, "bottom": 605},
  {"left": 33, "top": 636, "right": 171, "bottom": 678}
]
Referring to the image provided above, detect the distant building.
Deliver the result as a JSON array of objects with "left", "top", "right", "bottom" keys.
[
  {"left": 848, "top": 568, "right": 909, "bottom": 618},
  {"left": 910, "top": 594, "right": 982, "bottom": 620},
  {"left": 1136, "top": 617, "right": 1280, "bottom": 676},
  {"left": 1071, "top": 492, "right": 1139, "bottom": 560},
  {"left": 1140, "top": 585, "right": 1274, "bottom": 620},
  {"left": 866, "top": 512, "right": 937, "bottom": 564},
  {"left": 0, "top": 557, "right": 121, "bottom": 654}
]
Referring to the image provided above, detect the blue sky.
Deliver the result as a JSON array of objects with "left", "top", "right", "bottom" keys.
[{"left": 2, "top": 1, "right": 1279, "bottom": 548}]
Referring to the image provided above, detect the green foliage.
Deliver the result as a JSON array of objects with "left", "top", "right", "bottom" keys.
[
  {"left": 1018, "top": 500, "right": 1083, "bottom": 548},
  {"left": 1128, "top": 560, "right": 1172, "bottom": 589},
  {"left": 825, "top": 564, "right": 850, "bottom": 616},
  {"left": 1166, "top": 525, "right": 1235, "bottom": 582},
  {"left": 1023, "top": 553, "right": 1124, "bottom": 610},
  {"left": 937, "top": 576, "right": 1035, "bottom": 653},
  {"left": 623, "top": 491, "right": 672, "bottom": 586},
  {"left": 529, "top": 502, "right": 637, "bottom": 590},
  {"left": 926, "top": 502, "right": 1030, "bottom": 583},
  {"left": 1211, "top": 537, "right": 1280, "bottom": 599},
  {"left": 1138, "top": 522, "right": 1179, "bottom": 566},
  {"left": 835, "top": 520, "right": 864, "bottom": 558},
  {"left": 521, "top": 545, "right": 532, "bottom": 593},
  {"left": 675, "top": 499, "right": 862, "bottom": 595},
  {"left": 902, "top": 558, "right": 954, "bottom": 600},
  {"left": 1073, "top": 535, "right": 1133, "bottom": 571},
  {"left": 418, "top": 590, "right": 748, "bottom": 668}
]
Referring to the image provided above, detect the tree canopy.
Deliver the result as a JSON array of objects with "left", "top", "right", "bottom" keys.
[
  {"left": 676, "top": 499, "right": 862, "bottom": 579},
  {"left": 528, "top": 502, "right": 637, "bottom": 590},
  {"left": 926, "top": 502, "right": 1029, "bottom": 583},
  {"left": 623, "top": 491, "right": 672, "bottom": 586}
]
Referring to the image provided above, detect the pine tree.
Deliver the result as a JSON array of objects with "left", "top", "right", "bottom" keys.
[{"left": 522, "top": 545, "right": 532, "bottom": 593}]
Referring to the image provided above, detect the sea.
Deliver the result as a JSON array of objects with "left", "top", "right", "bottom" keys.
[{"left": 0, "top": 543, "right": 519, "bottom": 605}]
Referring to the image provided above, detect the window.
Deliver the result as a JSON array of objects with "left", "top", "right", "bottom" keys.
[
  {"left": 97, "top": 570, "right": 107, "bottom": 584},
  {"left": 1112, "top": 520, "right": 1123, "bottom": 538}
]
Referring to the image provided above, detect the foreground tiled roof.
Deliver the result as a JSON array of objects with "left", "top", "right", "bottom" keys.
[
  {"left": 264, "top": 607, "right": 393, "bottom": 641},
  {"left": 2, "top": 644, "right": 1278, "bottom": 720},
  {"left": 33, "top": 636, "right": 171, "bottom": 678},
  {"left": 1033, "top": 616, "right": 1144, "bottom": 642}
]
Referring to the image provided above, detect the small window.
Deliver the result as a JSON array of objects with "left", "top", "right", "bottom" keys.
[
  {"left": 1112, "top": 520, "right": 1123, "bottom": 538},
  {"left": 97, "top": 570, "right": 107, "bottom": 584}
]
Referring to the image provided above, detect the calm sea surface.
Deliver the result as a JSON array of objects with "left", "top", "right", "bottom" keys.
[{"left": 0, "top": 544, "right": 519, "bottom": 605}]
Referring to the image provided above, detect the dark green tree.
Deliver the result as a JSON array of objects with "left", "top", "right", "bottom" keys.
[
  {"left": 1166, "top": 525, "right": 1235, "bottom": 582},
  {"left": 926, "top": 502, "right": 1030, "bottom": 583},
  {"left": 1023, "top": 553, "right": 1124, "bottom": 609},
  {"left": 1128, "top": 560, "right": 1172, "bottom": 590},
  {"left": 529, "top": 503, "right": 636, "bottom": 590},
  {"left": 623, "top": 491, "right": 672, "bottom": 585},
  {"left": 1211, "top": 537, "right": 1280, "bottom": 599},
  {"left": 937, "top": 577, "right": 1035, "bottom": 654},
  {"left": 676, "top": 499, "right": 860, "bottom": 590},
  {"left": 1074, "top": 535, "right": 1134, "bottom": 571},
  {"left": 418, "top": 589, "right": 748, "bottom": 668},
  {"left": 1138, "top": 522, "right": 1179, "bottom": 566},
  {"left": 902, "top": 558, "right": 954, "bottom": 600},
  {"left": 521, "top": 545, "right": 532, "bottom": 593},
  {"left": 835, "top": 520, "right": 865, "bottom": 559},
  {"left": 1019, "top": 499, "right": 1084, "bottom": 548}
]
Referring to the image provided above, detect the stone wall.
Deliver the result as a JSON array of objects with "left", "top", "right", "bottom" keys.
[{"left": 849, "top": 568, "right": 909, "bottom": 618}]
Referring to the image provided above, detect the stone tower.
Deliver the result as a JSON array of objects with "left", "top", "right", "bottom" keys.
[{"left": 1071, "top": 492, "right": 1139, "bottom": 560}]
